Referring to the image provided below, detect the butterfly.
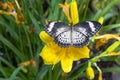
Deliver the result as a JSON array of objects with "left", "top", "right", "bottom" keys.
[{"left": 45, "top": 21, "right": 102, "bottom": 48}]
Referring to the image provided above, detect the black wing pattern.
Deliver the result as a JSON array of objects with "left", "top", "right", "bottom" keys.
[
  {"left": 71, "top": 30, "right": 89, "bottom": 47},
  {"left": 73, "top": 21, "right": 102, "bottom": 37},
  {"left": 72, "top": 21, "right": 102, "bottom": 47},
  {"left": 45, "top": 21, "right": 102, "bottom": 48},
  {"left": 45, "top": 21, "right": 71, "bottom": 47}
]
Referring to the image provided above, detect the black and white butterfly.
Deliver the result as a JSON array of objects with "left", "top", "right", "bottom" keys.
[{"left": 45, "top": 21, "right": 102, "bottom": 48}]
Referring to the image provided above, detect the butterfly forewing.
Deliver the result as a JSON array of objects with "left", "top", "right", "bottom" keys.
[
  {"left": 45, "top": 21, "right": 71, "bottom": 47},
  {"left": 45, "top": 21, "right": 69, "bottom": 37},
  {"left": 74, "top": 21, "right": 102, "bottom": 37}
]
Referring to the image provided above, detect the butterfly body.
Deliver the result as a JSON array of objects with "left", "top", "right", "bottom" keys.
[{"left": 45, "top": 21, "right": 102, "bottom": 48}]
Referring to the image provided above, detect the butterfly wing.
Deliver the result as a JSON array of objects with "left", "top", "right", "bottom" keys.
[
  {"left": 71, "top": 30, "right": 89, "bottom": 47},
  {"left": 45, "top": 21, "right": 102, "bottom": 48},
  {"left": 45, "top": 21, "right": 71, "bottom": 47},
  {"left": 72, "top": 21, "right": 102, "bottom": 47},
  {"left": 55, "top": 30, "right": 71, "bottom": 47},
  {"left": 73, "top": 21, "right": 102, "bottom": 37},
  {"left": 45, "top": 21, "right": 69, "bottom": 37}
]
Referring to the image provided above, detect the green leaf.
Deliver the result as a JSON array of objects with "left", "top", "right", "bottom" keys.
[
  {"left": 0, "top": 35, "right": 25, "bottom": 60},
  {"left": 102, "top": 67, "right": 120, "bottom": 73},
  {"left": 0, "top": 78, "right": 9, "bottom": 80},
  {"left": 101, "top": 24, "right": 120, "bottom": 32},
  {"left": 67, "top": 63, "right": 87, "bottom": 80},
  {"left": 9, "top": 66, "right": 24, "bottom": 80},
  {"left": 105, "top": 41, "right": 120, "bottom": 53},
  {"left": 0, "top": 56, "right": 15, "bottom": 70},
  {"left": 0, "top": 19, "right": 19, "bottom": 40},
  {"left": 94, "top": 0, "right": 120, "bottom": 20},
  {"left": 35, "top": 65, "right": 51, "bottom": 80}
]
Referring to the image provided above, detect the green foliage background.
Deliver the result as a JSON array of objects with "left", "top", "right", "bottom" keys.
[{"left": 0, "top": 0, "right": 120, "bottom": 80}]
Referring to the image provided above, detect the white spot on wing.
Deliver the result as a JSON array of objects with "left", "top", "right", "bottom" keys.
[
  {"left": 48, "top": 22, "right": 56, "bottom": 32},
  {"left": 55, "top": 27, "right": 67, "bottom": 36},
  {"left": 86, "top": 21, "right": 95, "bottom": 31},
  {"left": 77, "top": 27, "right": 88, "bottom": 35}
]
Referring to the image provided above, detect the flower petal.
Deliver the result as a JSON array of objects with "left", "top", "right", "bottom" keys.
[
  {"left": 59, "top": 1, "right": 71, "bottom": 23},
  {"left": 94, "top": 34, "right": 120, "bottom": 49},
  {"left": 61, "top": 55, "right": 73, "bottom": 73},
  {"left": 40, "top": 44, "right": 61, "bottom": 65},
  {"left": 67, "top": 46, "right": 90, "bottom": 61},
  {"left": 86, "top": 66, "right": 95, "bottom": 80},
  {"left": 39, "top": 31, "right": 53, "bottom": 43},
  {"left": 70, "top": 0, "right": 79, "bottom": 24},
  {"left": 98, "top": 17, "right": 104, "bottom": 24}
]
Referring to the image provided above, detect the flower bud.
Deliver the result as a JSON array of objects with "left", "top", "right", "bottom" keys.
[{"left": 86, "top": 66, "right": 95, "bottom": 80}]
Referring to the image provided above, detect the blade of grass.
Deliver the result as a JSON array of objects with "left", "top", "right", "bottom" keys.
[
  {"left": 22, "top": 0, "right": 41, "bottom": 34},
  {"left": 0, "top": 35, "right": 25, "bottom": 60},
  {"left": 102, "top": 67, "right": 120, "bottom": 73},
  {"left": 101, "top": 24, "right": 120, "bottom": 32},
  {"left": 27, "top": 10, "right": 41, "bottom": 34},
  {"left": 22, "top": 25, "right": 33, "bottom": 58},
  {"left": 105, "top": 41, "right": 120, "bottom": 53},
  {"left": 0, "top": 78, "right": 9, "bottom": 80},
  {"left": 0, "top": 65, "right": 9, "bottom": 78},
  {"left": 0, "top": 21, "right": 19, "bottom": 41},
  {"left": 36, "top": 65, "right": 51, "bottom": 80},
  {"left": 9, "top": 66, "right": 24, "bottom": 80},
  {"left": 94, "top": 0, "right": 120, "bottom": 20},
  {"left": 0, "top": 56, "right": 15, "bottom": 69},
  {"left": 104, "top": 12, "right": 118, "bottom": 21},
  {"left": 82, "top": 0, "right": 90, "bottom": 21},
  {"left": 67, "top": 63, "right": 88, "bottom": 80}
]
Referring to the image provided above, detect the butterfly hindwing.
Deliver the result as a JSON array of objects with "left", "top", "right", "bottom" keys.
[
  {"left": 73, "top": 21, "right": 102, "bottom": 37},
  {"left": 72, "top": 30, "right": 89, "bottom": 47},
  {"left": 55, "top": 30, "right": 71, "bottom": 47}
]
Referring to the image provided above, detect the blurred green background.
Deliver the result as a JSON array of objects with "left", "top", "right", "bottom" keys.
[{"left": 0, "top": 0, "right": 120, "bottom": 80}]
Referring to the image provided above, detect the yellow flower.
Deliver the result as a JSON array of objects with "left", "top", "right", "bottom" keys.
[
  {"left": 86, "top": 63, "right": 95, "bottom": 80},
  {"left": 70, "top": 0, "right": 79, "bottom": 24},
  {"left": 59, "top": 0, "right": 79, "bottom": 24},
  {"left": 39, "top": 0, "right": 90, "bottom": 73},
  {"left": 59, "top": 1, "right": 71, "bottom": 23},
  {"left": 98, "top": 17, "right": 104, "bottom": 24},
  {"left": 94, "top": 17, "right": 119, "bottom": 49},
  {"left": 39, "top": 31, "right": 90, "bottom": 73},
  {"left": 94, "top": 34, "right": 120, "bottom": 49}
]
